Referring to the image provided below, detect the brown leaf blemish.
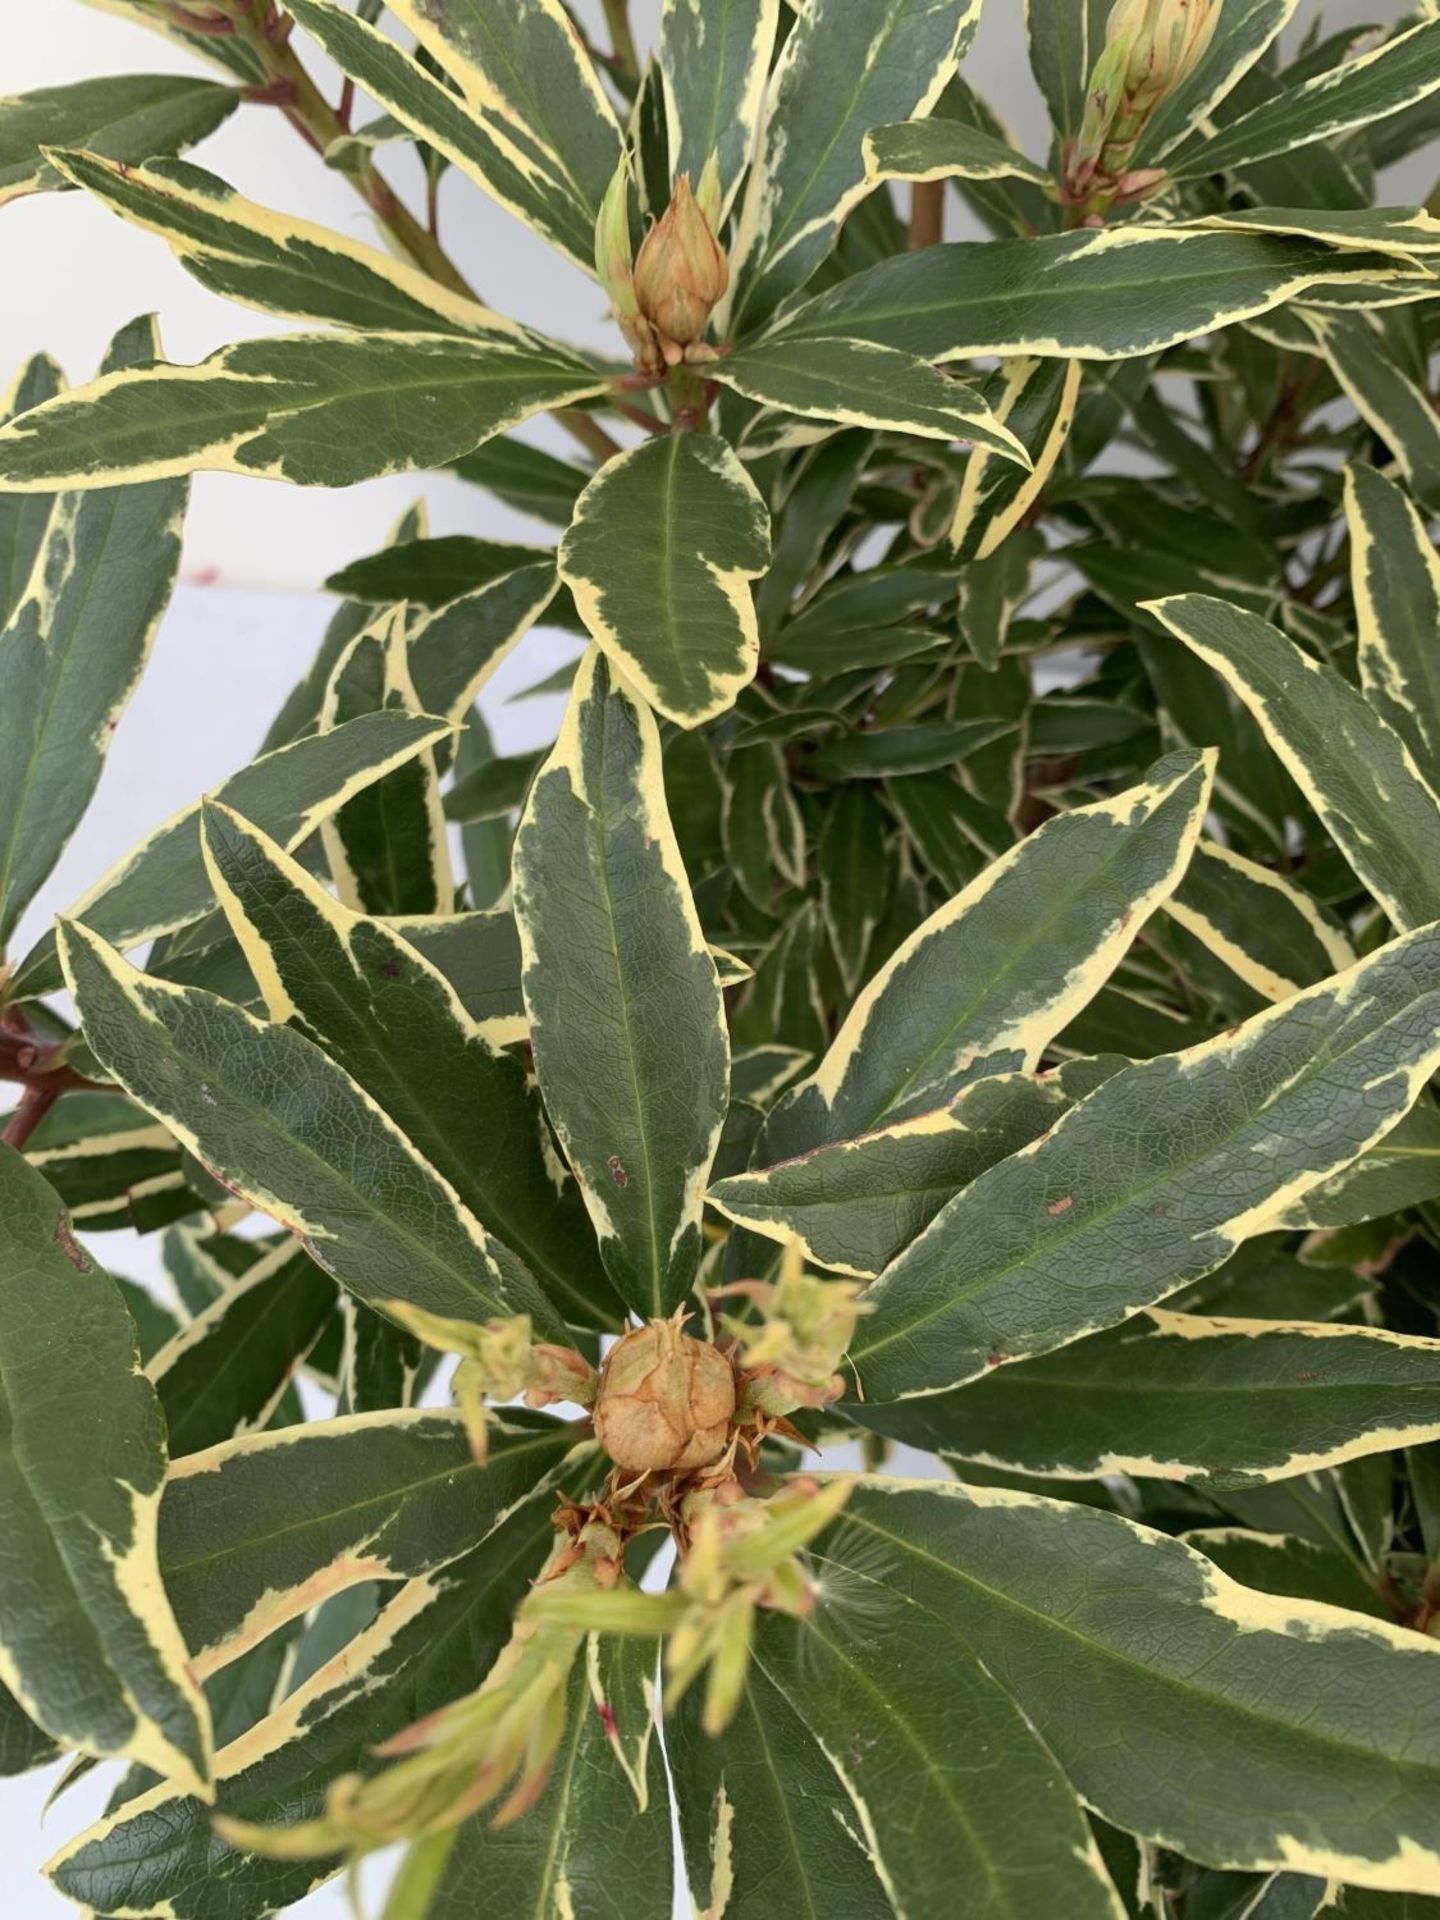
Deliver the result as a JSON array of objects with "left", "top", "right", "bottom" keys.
[
  {"left": 1047, "top": 1194, "right": 1074, "bottom": 1217},
  {"left": 53, "top": 1213, "right": 92, "bottom": 1274}
]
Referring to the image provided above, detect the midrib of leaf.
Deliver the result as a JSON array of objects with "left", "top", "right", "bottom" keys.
[
  {"left": 676, "top": 0, "right": 742, "bottom": 175},
  {"left": 752, "top": 1610, "right": 1006, "bottom": 1904},
  {"left": 856, "top": 992, "right": 1439, "bottom": 1368},
  {"left": 589, "top": 694, "right": 666, "bottom": 1317},
  {"left": 0, "top": 488, "right": 125, "bottom": 935},
  {"left": 835, "top": 1506, "right": 1435, "bottom": 1773},
  {"left": 161, "top": 1429, "right": 565, "bottom": 1579},
  {"left": 736, "top": 1676, "right": 824, "bottom": 1920},
  {"left": 530, "top": 1663, "right": 589, "bottom": 1919},
  {"left": 65, "top": 78, "right": 223, "bottom": 150},
  {"left": 440, "top": 0, "right": 593, "bottom": 208},
  {"left": 851, "top": 799, "right": 1186, "bottom": 1132}
]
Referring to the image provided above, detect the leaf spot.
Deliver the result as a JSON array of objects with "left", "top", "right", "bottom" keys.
[
  {"left": 53, "top": 1213, "right": 92, "bottom": 1273},
  {"left": 595, "top": 1699, "right": 618, "bottom": 1739},
  {"left": 607, "top": 1155, "right": 628, "bottom": 1189},
  {"left": 1047, "top": 1194, "right": 1074, "bottom": 1217}
]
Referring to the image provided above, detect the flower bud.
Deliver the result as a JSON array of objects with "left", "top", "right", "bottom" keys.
[
  {"left": 593, "top": 1314, "right": 736, "bottom": 1473},
  {"left": 722, "top": 1242, "right": 867, "bottom": 1416},
  {"left": 632, "top": 173, "right": 729, "bottom": 354},
  {"left": 1068, "top": 0, "right": 1218, "bottom": 199}
]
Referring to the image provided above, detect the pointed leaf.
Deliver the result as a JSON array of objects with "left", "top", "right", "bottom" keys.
[
  {"left": 1304, "top": 311, "right": 1440, "bottom": 512},
  {"left": 714, "top": 336, "right": 1031, "bottom": 458},
  {"left": 1346, "top": 463, "right": 1440, "bottom": 788},
  {"left": 161, "top": 1410, "right": 578, "bottom": 1677},
  {"left": 819, "top": 1478, "right": 1440, "bottom": 1894},
  {"left": 514, "top": 649, "right": 729, "bottom": 1317},
  {"left": 0, "top": 353, "right": 63, "bottom": 627},
  {"left": 1163, "top": 838, "right": 1357, "bottom": 1008},
  {"left": 1147, "top": 593, "right": 1440, "bottom": 932},
  {"left": 201, "top": 802, "right": 620, "bottom": 1326},
  {"left": 852, "top": 922, "right": 1440, "bottom": 1402},
  {"left": 865, "top": 1310, "right": 1440, "bottom": 1486},
  {"left": 559, "top": 434, "right": 770, "bottom": 728},
  {"left": 0, "top": 74, "right": 236, "bottom": 205},
  {"left": 59, "top": 921, "right": 566, "bottom": 1341},
  {"left": 727, "top": 0, "right": 981, "bottom": 332},
  {"left": 0, "top": 1145, "right": 211, "bottom": 1797},
  {"left": 763, "top": 750, "right": 1211, "bottom": 1159},
  {"left": 0, "top": 317, "right": 187, "bottom": 944},
  {"left": 864, "top": 117, "right": 1051, "bottom": 187},
  {"left": 660, "top": 0, "right": 779, "bottom": 223},
  {"left": 0, "top": 331, "right": 608, "bottom": 491}
]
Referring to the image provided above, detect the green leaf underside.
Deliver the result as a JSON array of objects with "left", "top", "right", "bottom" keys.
[
  {"left": 762, "top": 750, "right": 1211, "bottom": 1161},
  {"left": 159, "top": 1411, "right": 577, "bottom": 1672},
  {"left": 762, "top": 229, "right": 1416, "bottom": 362},
  {"left": 860, "top": 1310, "right": 1440, "bottom": 1487},
  {"left": 558, "top": 434, "right": 771, "bottom": 729},
  {"left": 818, "top": 1480, "right": 1440, "bottom": 1892},
  {"left": 59, "top": 920, "right": 567, "bottom": 1342},
  {"left": 0, "top": 1146, "right": 210, "bottom": 1797},
  {"left": 201, "top": 802, "right": 620, "bottom": 1327},
  {"left": 0, "top": 317, "right": 187, "bottom": 944},
  {"left": 1148, "top": 594, "right": 1440, "bottom": 932},
  {"left": 0, "top": 74, "right": 236, "bottom": 205},
  {"left": 852, "top": 922, "right": 1440, "bottom": 1403},
  {"left": 0, "top": 332, "right": 608, "bottom": 491},
  {"left": 514, "top": 650, "right": 729, "bottom": 1318}
]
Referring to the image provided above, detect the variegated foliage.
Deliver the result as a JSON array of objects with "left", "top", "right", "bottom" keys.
[{"left": 4, "top": 3, "right": 1440, "bottom": 1917}]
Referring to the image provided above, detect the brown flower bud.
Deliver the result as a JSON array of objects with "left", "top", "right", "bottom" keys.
[
  {"left": 593, "top": 1316, "right": 736, "bottom": 1473},
  {"left": 632, "top": 174, "right": 729, "bottom": 353}
]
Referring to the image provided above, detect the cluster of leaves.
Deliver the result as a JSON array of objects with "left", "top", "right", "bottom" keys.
[{"left": 4, "top": 0, "right": 1440, "bottom": 1915}]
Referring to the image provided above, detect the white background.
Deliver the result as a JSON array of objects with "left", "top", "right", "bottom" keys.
[{"left": 2, "top": 1, "right": 1423, "bottom": 1914}]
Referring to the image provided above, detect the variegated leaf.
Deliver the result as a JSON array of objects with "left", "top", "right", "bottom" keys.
[
  {"left": 0, "top": 73, "right": 236, "bottom": 205},
  {"left": 660, "top": 0, "right": 779, "bottom": 224},
  {"left": 851, "top": 922, "right": 1440, "bottom": 1402},
  {"left": 1345, "top": 463, "right": 1440, "bottom": 787},
  {"left": 0, "top": 1145, "right": 211, "bottom": 1798},
  {"left": 558, "top": 434, "right": 770, "bottom": 728},
  {"left": 513, "top": 649, "right": 729, "bottom": 1318}
]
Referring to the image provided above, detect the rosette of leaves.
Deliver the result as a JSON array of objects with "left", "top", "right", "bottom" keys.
[{"left": 5, "top": 1, "right": 1440, "bottom": 1915}]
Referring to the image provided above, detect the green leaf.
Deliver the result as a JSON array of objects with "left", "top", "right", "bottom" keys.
[
  {"left": 659, "top": 0, "right": 779, "bottom": 223},
  {"left": 819, "top": 783, "right": 890, "bottom": 996},
  {"left": 714, "top": 336, "right": 1031, "bottom": 458},
  {"left": 950, "top": 356, "right": 1083, "bottom": 562},
  {"left": 327, "top": 533, "right": 549, "bottom": 609},
  {"left": 385, "top": 0, "right": 622, "bottom": 232},
  {"left": 13, "top": 1089, "right": 201, "bottom": 1235},
  {"left": 558, "top": 434, "right": 770, "bottom": 728},
  {"left": 149, "top": 1241, "right": 336, "bottom": 1458},
  {"left": 514, "top": 648, "right": 729, "bottom": 1318},
  {"left": 284, "top": 0, "right": 607, "bottom": 270},
  {"left": 851, "top": 921, "right": 1440, "bottom": 1402},
  {"left": 1306, "top": 311, "right": 1440, "bottom": 513},
  {"left": 762, "top": 228, "right": 1416, "bottom": 362},
  {"left": 0, "top": 316, "right": 187, "bottom": 945},
  {"left": 710, "top": 1072, "right": 1068, "bottom": 1278},
  {"left": 201, "top": 801, "right": 620, "bottom": 1327},
  {"left": 727, "top": 0, "right": 981, "bottom": 332},
  {"left": 670, "top": 1655, "right": 892, "bottom": 1918},
  {"left": 1346, "top": 464, "right": 1440, "bottom": 788},
  {"left": 423, "top": 1634, "right": 672, "bottom": 1917},
  {"left": 808, "top": 717, "right": 1017, "bottom": 781},
  {"left": 741, "top": 1520, "right": 1124, "bottom": 1919},
  {"left": 1024, "top": 0, "right": 1112, "bottom": 143},
  {"left": 407, "top": 564, "right": 559, "bottom": 722},
  {"left": 6, "top": 709, "right": 451, "bottom": 1002},
  {"left": 1194, "top": 206, "right": 1440, "bottom": 265},
  {"left": 821, "top": 1478, "right": 1440, "bottom": 1893},
  {"left": 1163, "top": 839, "right": 1357, "bottom": 1008},
  {"left": 0, "top": 353, "right": 63, "bottom": 627},
  {"left": 48, "top": 1489, "right": 584, "bottom": 1919},
  {"left": 1278, "top": 1101, "right": 1440, "bottom": 1233},
  {"left": 319, "top": 608, "right": 452, "bottom": 917},
  {"left": 863, "top": 116, "right": 1051, "bottom": 187},
  {"left": 58, "top": 919, "right": 567, "bottom": 1341},
  {"left": 160, "top": 1409, "right": 578, "bottom": 1676},
  {"left": 863, "top": 1309, "right": 1440, "bottom": 1486},
  {"left": 0, "top": 331, "right": 608, "bottom": 492},
  {"left": 453, "top": 437, "right": 587, "bottom": 524},
  {"left": 1147, "top": 593, "right": 1440, "bottom": 932},
  {"left": 762, "top": 750, "right": 1211, "bottom": 1159},
  {"left": 1182, "top": 1527, "right": 1388, "bottom": 1620},
  {"left": 1170, "top": 15, "right": 1440, "bottom": 179},
  {"left": 50, "top": 150, "right": 527, "bottom": 339},
  {"left": 0, "top": 1145, "right": 211, "bottom": 1798},
  {"left": 1135, "top": 0, "right": 1299, "bottom": 163},
  {"left": 0, "top": 74, "right": 236, "bottom": 205}
]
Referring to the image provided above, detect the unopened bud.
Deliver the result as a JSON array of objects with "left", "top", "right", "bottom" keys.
[
  {"left": 632, "top": 173, "right": 729, "bottom": 358},
  {"left": 722, "top": 1243, "right": 867, "bottom": 1416},
  {"left": 592, "top": 1313, "right": 736, "bottom": 1473},
  {"left": 1069, "top": 0, "right": 1218, "bottom": 200}
]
